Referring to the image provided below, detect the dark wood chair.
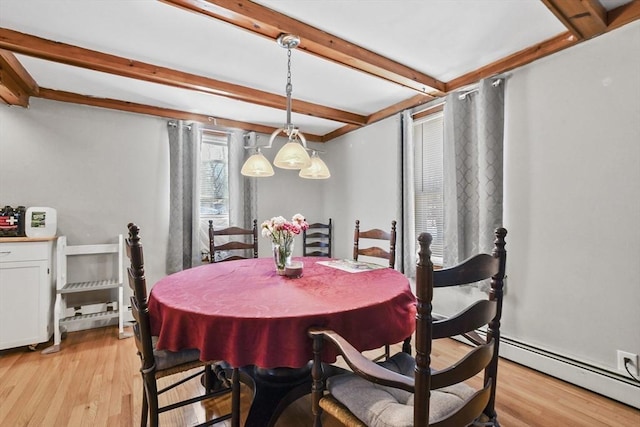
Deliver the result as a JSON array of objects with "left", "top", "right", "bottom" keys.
[
  {"left": 353, "top": 219, "right": 397, "bottom": 268},
  {"left": 309, "top": 228, "right": 507, "bottom": 427},
  {"left": 126, "top": 223, "right": 241, "bottom": 427},
  {"left": 208, "top": 219, "right": 258, "bottom": 263},
  {"left": 353, "top": 219, "right": 403, "bottom": 360},
  {"left": 303, "top": 218, "right": 332, "bottom": 257}
]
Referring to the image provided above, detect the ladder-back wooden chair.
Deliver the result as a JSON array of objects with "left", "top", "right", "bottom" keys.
[
  {"left": 303, "top": 218, "right": 332, "bottom": 257},
  {"left": 353, "top": 219, "right": 404, "bottom": 360},
  {"left": 309, "top": 228, "right": 507, "bottom": 427},
  {"left": 353, "top": 219, "right": 397, "bottom": 268},
  {"left": 208, "top": 219, "right": 258, "bottom": 263},
  {"left": 126, "top": 223, "right": 241, "bottom": 427}
]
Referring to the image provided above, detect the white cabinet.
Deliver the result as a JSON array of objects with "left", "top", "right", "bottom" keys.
[{"left": 0, "top": 238, "right": 55, "bottom": 350}]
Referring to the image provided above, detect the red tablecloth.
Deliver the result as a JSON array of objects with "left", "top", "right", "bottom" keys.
[{"left": 148, "top": 257, "right": 416, "bottom": 368}]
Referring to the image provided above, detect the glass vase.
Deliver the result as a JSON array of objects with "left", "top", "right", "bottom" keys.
[{"left": 273, "top": 240, "right": 294, "bottom": 275}]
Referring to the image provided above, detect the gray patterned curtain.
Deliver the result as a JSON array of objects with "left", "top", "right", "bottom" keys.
[
  {"left": 228, "top": 131, "right": 257, "bottom": 229},
  {"left": 443, "top": 78, "right": 504, "bottom": 266},
  {"left": 166, "top": 120, "right": 199, "bottom": 273},
  {"left": 401, "top": 110, "right": 416, "bottom": 279}
]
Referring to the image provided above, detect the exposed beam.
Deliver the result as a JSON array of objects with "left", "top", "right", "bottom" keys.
[
  {"left": 321, "top": 93, "right": 435, "bottom": 142},
  {"left": 366, "top": 94, "right": 434, "bottom": 125},
  {"left": 542, "top": 0, "right": 607, "bottom": 39},
  {"left": 0, "top": 27, "right": 366, "bottom": 126},
  {"left": 0, "top": 49, "right": 39, "bottom": 107},
  {"left": 607, "top": 1, "right": 640, "bottom": 31},
  {"left": 160, "top": 0, "right": 446, "bottom": 94},
  {"left": 37, "top": 87, "right": 324, "bottom": 142},
  {"left": 446, "top": 32, "right": 578, "bottom": 92}
]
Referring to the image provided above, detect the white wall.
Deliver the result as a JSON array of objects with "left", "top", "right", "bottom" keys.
[
  {"left": 0, "top": 101, "right": 171, "bottom": 288},
  {"left": 502, "top": 21, "right": 640, "bottom": 370},
  {"left": 321, "top": 115, "right": 403, "bottom": 261}
]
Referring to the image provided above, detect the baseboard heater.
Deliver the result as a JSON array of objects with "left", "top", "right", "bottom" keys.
[{"left": 486, "top": 334, "right": 640, "bottom": 409}]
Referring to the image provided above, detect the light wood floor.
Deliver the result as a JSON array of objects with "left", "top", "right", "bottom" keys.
[{"left": 0, "top": 326, "right": 638, "bottom": 426}]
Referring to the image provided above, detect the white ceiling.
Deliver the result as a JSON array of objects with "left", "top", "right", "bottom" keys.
[{"left": 0, "top": 0, "right": 634, "bottom": 138}]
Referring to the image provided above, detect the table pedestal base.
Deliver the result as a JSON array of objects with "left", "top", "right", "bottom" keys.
[{"left": 241, "top": 363, "right": 343, "bottom": 427}]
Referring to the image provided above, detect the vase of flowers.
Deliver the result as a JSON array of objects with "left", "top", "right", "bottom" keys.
[{"left": 261, "top": 214, "right": 309, "bottom": 275}]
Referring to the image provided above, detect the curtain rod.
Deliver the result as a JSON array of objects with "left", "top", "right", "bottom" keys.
[
  {"left": 458, "top": 78, "right": 502, "bottom": 100},
  {"left": 411, "top": 76, "right": 506, "bottom": 117}
]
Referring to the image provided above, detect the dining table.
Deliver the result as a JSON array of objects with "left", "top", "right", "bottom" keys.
[{"left": 148, "top": 256, "right": 416, "bottom": 426}]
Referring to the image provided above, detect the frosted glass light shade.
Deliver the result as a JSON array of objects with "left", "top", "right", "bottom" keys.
[
  {"left": 273, "top": 142, "right": 312, "bottom": 169},
  {"left": 299, "top": 153, "right": 331, "bottom": 179},
  {"left": 241, "top": 152, "right": 274, "bottom": 177}
]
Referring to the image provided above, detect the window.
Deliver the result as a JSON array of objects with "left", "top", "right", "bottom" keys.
[
  {"left": 198, "top": 131, "right": 229, "bottom": 257},
  {"left": 414, "top": 111, "right": 444, "bottom": 265}
]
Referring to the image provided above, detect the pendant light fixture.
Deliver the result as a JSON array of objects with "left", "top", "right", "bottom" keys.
[
  {"left": 240, "top": 34, "right": 330, "bottom": 179},
  {"left": 299, "top": 150, "right": 331, "bottom": 179},
  {"left": 241, "top": 148, "right": 275, "bottom": 177}
]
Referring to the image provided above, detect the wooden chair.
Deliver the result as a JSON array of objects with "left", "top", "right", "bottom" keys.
[
  {"left": 353, "top": 219, "right": 403, "bottom": 360},
  {"left": 208, "top": 219, "right": 258, "bottom": 263},
  {"left": 353, "top": 219, "right": 397, "bottom": 268},
  {"left": 126, "top": 223, "right": 241, "bottom": 427},
  {"left": 309, "top": 228, "right": 507, "bottom": 427},
  {"left": 303, "top": 218, "right": 332, "bottom": 257}
]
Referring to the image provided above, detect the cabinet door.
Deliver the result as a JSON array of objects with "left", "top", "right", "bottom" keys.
[{"left": 0, "top": 260, "right": 48, "bottom": 349}]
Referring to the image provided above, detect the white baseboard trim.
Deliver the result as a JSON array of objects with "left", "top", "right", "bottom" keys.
[{"left": 497, "top": 336, "right": 640, "bottom": 409}]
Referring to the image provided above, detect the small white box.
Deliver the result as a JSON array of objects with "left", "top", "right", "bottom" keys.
[{"left": 25, "top": 207, "right": 57, "bottom": 238}]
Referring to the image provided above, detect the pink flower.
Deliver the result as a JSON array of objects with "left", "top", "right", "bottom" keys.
[{"left": 261, "top": 213, "right": 309, "bottom": 245}]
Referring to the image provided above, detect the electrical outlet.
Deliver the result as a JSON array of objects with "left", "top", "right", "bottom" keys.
[{"left": 617, "top": 350, "right": 639, "bottom": 376}]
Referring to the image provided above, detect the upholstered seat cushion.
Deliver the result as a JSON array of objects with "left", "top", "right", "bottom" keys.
[
  {"left": 152, "top": 336, "right": 201, "bottom": 371},
  {"left": 327, "top": 352, "right": 476, "bottom": 427}
]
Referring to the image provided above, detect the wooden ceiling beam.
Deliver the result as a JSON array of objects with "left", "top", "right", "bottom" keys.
[
  {"left": 607, "top": 1, "right": 640, "bottom": 31},
  {"left": 446, "top": 32, "right": 578, "bottom": 92},
  {"left": 0, "top": 27, "right": 365, "bottom": 126},
  {"left": 161, "top": 0, "right": 446, "bottom": 94},
  {"left": 321, "top": 93, "right": 435, "bottom": 142},
  {"left": 542, "top": 0, "right": 607, "bottom": 39},
  {"left": 37, "top": 87, "right": 324, "bottom": 142},
  {"left": 0, "top": 49, "right": 38, "bottom": 107}
]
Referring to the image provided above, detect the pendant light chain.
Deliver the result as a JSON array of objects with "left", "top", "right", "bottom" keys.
[{"left": 285, "top": 46, "right": 293, "bottom": 130}]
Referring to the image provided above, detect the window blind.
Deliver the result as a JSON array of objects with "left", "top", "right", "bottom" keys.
[{"left": 414, "top": 111, "right": 444, "bottom": 263}]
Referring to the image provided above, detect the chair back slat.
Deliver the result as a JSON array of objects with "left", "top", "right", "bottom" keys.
[
  {"left": 430, "top": 340, "right": 494, "bottom": 389},
  {"left": 432, "top": 300, "right": 497, "bottom": 339},
  {"left": 214, "top": 241, "right": 257, "bottom": 251},
  {"left": 434, "top": 254, "right": 500, "bottom": 287}
]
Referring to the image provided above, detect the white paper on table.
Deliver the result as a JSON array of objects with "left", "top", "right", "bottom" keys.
[{"left": 316, "top": 259, "right": 388, "bottom": 273}]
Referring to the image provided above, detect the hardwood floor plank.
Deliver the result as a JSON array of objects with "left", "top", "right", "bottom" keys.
[{"left": 0, "top": 326, "right": 638, "bottom": 426}]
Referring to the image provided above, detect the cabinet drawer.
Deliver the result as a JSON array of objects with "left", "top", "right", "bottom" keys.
[{"left": 0, "top": 242, "right": 50, "bottom": 262}]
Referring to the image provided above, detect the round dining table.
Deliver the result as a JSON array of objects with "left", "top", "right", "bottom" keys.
[{"left": 148, "top": 256, "right": 416, "bottom": 425}]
